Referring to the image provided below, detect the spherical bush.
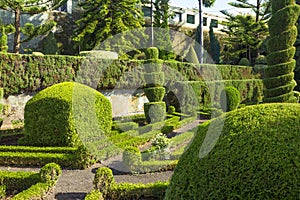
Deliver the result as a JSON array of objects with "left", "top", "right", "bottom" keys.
[
  {"left": 220, "top": 86, "right": 241, "bottom": 112},
  {"left": 21, "top": 82, "right": 112, "bottom": 147},
  {"left": 165, "top": 103, "right": 300, "bottom": 199}
]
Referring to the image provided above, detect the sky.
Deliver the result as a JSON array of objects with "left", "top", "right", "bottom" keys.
[{"left": 170, "top": 0, "right": 255, "bottom": 16}]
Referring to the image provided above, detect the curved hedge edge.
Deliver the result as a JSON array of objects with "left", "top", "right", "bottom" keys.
[
  {"left": 264, "top": 60, "right": 295, "bottom": 77},
  {"left": 266, "top": 26, "right": 297, "bottom": 52},
  {"left": 266, "top": 47, "right": 295, "bottom": 66},
  {"left": 93, "top": 167, "right": 168, "bottom": 200},
  {"left": 12, "top": 163, "right": 62, "bottom": 200}
]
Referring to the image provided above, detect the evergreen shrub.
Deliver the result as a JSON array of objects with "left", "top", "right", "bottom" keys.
[
  {"left": 220, "top": 86, "right": 241, "bottom": 112},
  {"left": 21, "top": 82, "right": 112, "bottom": 147},
  {"left": 165, "top": 103, "right": 300, "bottom": 199},
  {"left": 145, "top": 47, "right": 159, "bottom": 59},
  {"left": 144, "top": 87, "right": 165, "bottom": 102},
  {"left": 144, "top": 102, "right": 166, "bottom": 123},
  {"left": 238, "top": 57, "right": 250, "bottom": 66}
]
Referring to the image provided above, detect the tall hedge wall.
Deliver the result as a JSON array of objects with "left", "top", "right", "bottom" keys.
[{"left": 0, "top": 53, "right": 261, "bottom": 96}]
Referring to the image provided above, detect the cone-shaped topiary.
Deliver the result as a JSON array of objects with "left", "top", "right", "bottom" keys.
[
  {"left": 264, "top": 0, "right": 300, "bottom": 102},
  {"left": 165, "top": 103, "right": 300, "bottom": 199},
  {"left": 220, "top": 86, "right": 241, "bottom": 112},
  {"left": 21, "top": 82, "right": 112, "bottom": 147}
]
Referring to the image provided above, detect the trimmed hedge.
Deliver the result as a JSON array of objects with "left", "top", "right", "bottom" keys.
[
  {"left": 144, "top": 87, "right": 165, "bottom": 102},
  {"left": 93, "top": 167, "right": 168, "bottom": 200},
  {"left": 0, "top": 163, "right": 61, "bottom": 199},
  {"left": 264, "top": 1, "right": 300, "bottom": 103},
  {"left": 144, "top": 102, "right": 166, "bottom": 123},
  {"left": 0, "top": 53, "right": 261, "bottom": 96},
  {"left": 168, "top": 79, "right": 263, "bottom": 112},
  {"left": 220, "top": 86, "right": 241, "bottom": 112},
  {"left": 165, "top": 103, "right": 300, "bottom": 199},
  {"left": 0, "top": 145, "right": 93, "bottom": 169},
  {"left": 21, "top": 82, "right": 112, "bottom": 147},
  {"left": 11, "top": 163, "right": 61, "bottom": 200}
]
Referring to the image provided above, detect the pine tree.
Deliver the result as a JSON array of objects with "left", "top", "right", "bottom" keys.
[
  {"left": 153, "top": 0, "right": 174, "bottom": 60},
  {"left": 0, "top": 0, "right": 65, "bottom": 53},
  {"left": 73, "top": 0, "right": 145, "bottom": 56},
  {"left": 209, "top": 22, "right": 220, "bottom": 64},
  {"left": 0, "top": 20, "right": 15, "bottom": 53},
  {"left": 227, "top": 0, "right": 271, "bottom": 22},
  {"left": 221, "top": 14, "right": 268, "bottom": 64}
]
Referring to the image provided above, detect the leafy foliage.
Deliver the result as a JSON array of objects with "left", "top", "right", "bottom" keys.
[
  {"left": 221, "top": 14, "right": 268, "bottom": 64},
  {"left": 166, "top": 103, "right": 300, "bottom": 199},
  {"left": 264, "top": 0, "right": 300, "bottom": 102},
  {"left": 220, "top": 86, "right": 241, "bottom": 112},
  {"left": 73, "top": 0, "right": 145, "bottom": 57},
  {"left": 0, "top": 0, "right": 65, "bottom": 53}
]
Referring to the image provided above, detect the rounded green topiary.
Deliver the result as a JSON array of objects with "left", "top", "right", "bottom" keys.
[
  {"left": 93, "top": 167, "right": 115, "bottom": 197},
  {"left": 21, "top": 82, "right": 112, "bottom": 147},
  {"left": 238, "top": 57, "right": 250, "bottom": 66},
  {"left": 145, "top": 47, "right": 159, "bottom": 59},
  {"left": 144, "top": 102, "right": 166, "bottom": 123},
  {"left": 165, "top": 103, "right": 300, "bottom": 199},
  {"left": 220, "top": 86, "right": 241, "bottom": 112},
  {"left": 39, "top": 162, "right": 62, "bottom": 184},
  {"left": 144, "top": 87, "right": 165, "bottom": 102}
]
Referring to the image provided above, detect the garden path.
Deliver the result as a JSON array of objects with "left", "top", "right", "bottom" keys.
[{"left": 0, "top": 119, "right": 205, "bottom": 199}]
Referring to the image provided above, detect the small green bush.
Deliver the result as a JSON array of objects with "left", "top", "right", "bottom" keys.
[
  {"left": 93, "top": 167, "right": 114, "bottom": 198},
  {"left": 165, "top": 103, "right": 300, "bottom": 199},
  {"left": 238, "top": 57, "right": 250, "bottom": 66},
  {"left": 144, "top": 87, "right": 165, "bottom": 102},
  {"left": 39, "top": 162, "right": 62, "bottom": 184},
  {"left": 144, "top": 102, "right": 166, "bottom": 123},
  {"left": 145, "top": 47, "right": 159, "bottom": 59},
  {"left": 0, "top": 185, "right": 5, "bottom": 199},
  {"left": 85, "top": 190, "right": 104, "bottom": 200},
  {"left": 220, "top": 86, "right": 241, "bottom": 112},
  {"left": 122, "top": 146, "right": 142, "bottom": 173},
  {"left": 255, "top": 55, "right": 267, "bottom": 64},
  {"left": 21, "top": 82, "right": 112, "bottom": 147},
  {"left": 167, "top": 106, "right": 176, "bottom": 114}
]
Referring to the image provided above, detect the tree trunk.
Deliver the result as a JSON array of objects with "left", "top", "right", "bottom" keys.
[
  {"left": 198, "top": 0, "right": 203, "bottom": 64},
  {"left": 13, "top": 8, "right": 21, "bottom": 53}
]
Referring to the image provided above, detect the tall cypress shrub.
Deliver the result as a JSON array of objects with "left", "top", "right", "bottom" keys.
[
  {"left": 264, "top": 0, "right": 300, "bottom": 102},
  {"left": 209, "top": 23, "right": 221, "bottom": 64}
]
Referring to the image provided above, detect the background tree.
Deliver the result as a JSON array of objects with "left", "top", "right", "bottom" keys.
[
  {"left": 196, "top": 0, "right": 216, "bottom": 63},
  {"left": 0, "top": 0, "right": 66, "bottom": 53},
  {"left": 0, "top": 20, "right": 15, "bottom": 53},
  {"left": 221, "top": 14, "right": 268, "bottom": 64},
  {"left": 227, "top": 0, "right": 271, "bottom": 22},
  {"left": 263, "top": 0, "right": 300, "bottom": 103},
  {"left": 73, "top": 0, "right": 145, "bottom": 57},
  {"left": 153, "top": 0, "right": 174, "bottom": 59},
  {"left": 209, "top": 21, "right": 221, "bottom": 64}
]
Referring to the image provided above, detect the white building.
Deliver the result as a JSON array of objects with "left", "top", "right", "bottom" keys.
[{"left": 142, "top": 5, "right": 226, "bottom": 33}]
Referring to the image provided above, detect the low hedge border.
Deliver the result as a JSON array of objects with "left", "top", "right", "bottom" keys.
[
  {"left": 11, "top": 163, "right": 61, "bottom": 200},
  {"left": 0, "top": 146, "right": 93, "bottom": 169},
  {"left": 1, "top": 163, "right": 61, "bottom": 199},
  {"left": 93, "top": 167, "right": 169, "bottom": 200}
]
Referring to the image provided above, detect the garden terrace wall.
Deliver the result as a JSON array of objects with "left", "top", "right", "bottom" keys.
[{"left": 0, "top": 53, "right": 261, "bottom": 96}]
